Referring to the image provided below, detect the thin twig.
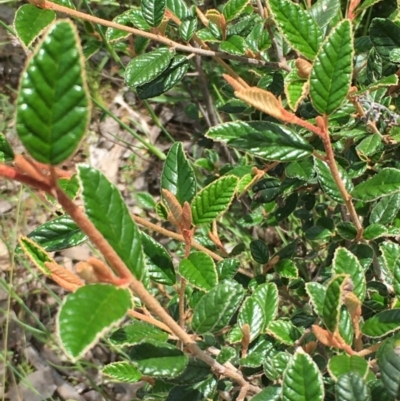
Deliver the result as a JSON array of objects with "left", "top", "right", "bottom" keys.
[
  {"left": 194, "top": 51, "right": 220, "bottom": 126},
  {"left": 132, "top": 214, "right": 253, "bottom": 277},
  {"left": 256, "top": 0, "right": 265, "bottom": 18},
  {"left": 128, "top": 309, "right": 175, "bottom": 335},
  {"left": 36, "top": 1, "right": 281, "bottom": 69}
]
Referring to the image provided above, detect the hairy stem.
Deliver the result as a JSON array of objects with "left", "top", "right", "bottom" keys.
[{"left": 50, "top": 183, "right": 261, "bottom": 393}]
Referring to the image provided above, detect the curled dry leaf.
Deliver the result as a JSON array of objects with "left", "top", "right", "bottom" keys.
[
  {"left": 162, "top": 189, "right": 183, "bottom": 227},
  {"left": 312, "top": 325, "right": 355, "bottom": 355},
  {"left": 234, "top": 87, "right": 288, "bottom": 121},
  {"left": 223, "top": 73, "right": 247, "bottom": 91},
  {"left": 45, "top": 262, "right": 84, "bottom": 291},
  {"left": 296, "top": 58, "right": 312, "bottom": 79}
]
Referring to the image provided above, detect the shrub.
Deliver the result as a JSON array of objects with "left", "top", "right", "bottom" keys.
[{"left": 2, "top": 0, "right": 400, "bottom": 400}]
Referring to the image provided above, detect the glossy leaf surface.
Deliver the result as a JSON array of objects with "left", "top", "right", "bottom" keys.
[
  {"left": 282, "top": 351, "right": 324, "bottom": 401},
  {"left": 14, "top": 4, "right": 55, "bottom": 47},
  {"left": 130, "top": 340, "right": 188, "bottom": 378},
  {"left": 310, "top": 20, "right": 353, "bottom": 115},
  {"left": 16, "top": 20, "right": 90, "bottom": 165},
  {"left": 58, "top": 284, "right": 131, "bottom": 360},
  {"left": 179, "top": 251, "right": 217, "bottom": 292},
  {"left": 26, "top": 215, "right": 87, "bottom": 252},
  {"left": 206, "top": 121, "right": 313, "bottom": 162},
  {"left": 352, "top": 168, "right": 400, "bottom": 201},
  {"left": 192, "top": 280, "right": 244, "bottom": 333},
  {"left": 78, "top": 165, "right": 144, "bottom": 280},
  {"left": 161, "top": 142, "right": 196, "bottom": 205},
  {"left": 125, "top": 48, "right": 174, "bottom": 88},
  {"left": 191, "top": 175, "right": 238, "bottom": 225},
  {"left": 268, "top": 0, "right": 322, "bottom": 60}
]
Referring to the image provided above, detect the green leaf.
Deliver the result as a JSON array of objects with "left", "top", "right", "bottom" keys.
[
  {"left": 206, "top": 121, "right": 313, "bottom": 162},
  {"left": 125, "top": 48, "right": 174, "bottom": 88},
  {"left": 165, "top": 376, "right": 217, "bottom": 401},
  {"left": 352, "top": 168, "right": 400, "bottom": 201},
  {"left": 265, "top": 352, "right": 292, "bottom": 381},
  {"left": 128, "top": 8, "right": 152, "bottom": 31},
  {"left": 363, "top": 223, "right": 387, "bottom": 240},
  {"left": 310, "top": 19, "right": 353, "bottom": 115},
  {"left": 130, "top": 340, "right": 188, "bottom": 378},
  {"left": 323, "top": 274, "right": 348, "bottom": 332},
  {"left": 286, "top": 158, "right": 314, "bottom": 181},
  {"left": 337, "top": 222, "right": 357, "bottom": 240},
  {"left": 216, "top": 258, "right": 240, "bottom": 280},
  {"left": 370, "top": 192, "right": 400, "bottom": 225},
  {"left": 253, "top": 283, "right": 279, "bottom": 331},
  {"left": 58, "top": 284, "right": 131, "bottom": 360},
  {"left": 333, "top": 248, "right": 366, "bottom": 301},
  {"left": 219, "top": 35, "right": 247, "bottom": 56},
  {"left": 356, "top": 134, "right": 381, "bottom": 157},
  {"left": 369, "top": 18, "right": 400, "bottom": 61},
  {"left": 315, "top": 158, "right": 353, "bottom": 204},
  {"left": 161, "top": 142, "right": 196, "bottom": 205},
  {"left": 377, "top": 335, "right": 400, "bottom": 399},
  {"left": 165, "top": 358, "right": 211, "bottom": 385},
  {"left": 166, "top": 0, "right": 189, "bottom": 20},
  {"left": 136, "top": 55, "right": 189, "bottom": 99},
  {"left": 58, "top": 175, "right": 80, "bottom": 200},
  {"left": 268, "top": 0, "right": 322, "bottom": 60},
  {"left": 0, "top": 133, "right": 15, "bottom": 162},
  {"left": 362, "top": 309, "right": 400, "bottom": 338},
  {"left": 328, "top": 355, "right": 369, "bottom": 381},
  {"left": 105, "top": 10, "right": 139, "bottom": 42},
  {"left": 275, "top": 259, "right": 298, "bottom": 279},
  {"left": 380, "top": 241, "right": 400, "bottom": 296},
  {"left": 102, "top": 361, "right": 142, "bottom": 383},
  {"left": 309, "top": 0, "right": 340, "bottom": 29},
  {"left": 217, "top": 347, "right": 236, "bottom": 364},
  {"left": 336, "top": 373, "right": 371, "bottom": 401},
  {"left": 19, "top": 236, "right": 54, "bottom": 276},
  {"left": 237, "top": 296, "right": 264, "bottom": 341},
  {"left": 141, "top": 232, "right": 175, "bottom": 285},
  {"left": 191, "top": 175, "right": 238, "bottom": 225},
  {"left": 306, "top": 282, "right": 325, "bottom": 317},
  {"left": 179, "top": 17, "right": 197, "bottom": 42},
  {"left": 16, "top": 20, "right": 90, "bottom": 165},
  {"left": 192, "top": 280, "right": 244, "bottom": 334},
  {"left": 356, "top": 74, "right": 398, "bottom": 95},
  {"left": 250, "top": 239, "right": 269, "bottom": 264},
  {"left": 25, "top": 215, "right": 87, "bottom": 252},
  {"left": 110, "top": 321, "right": 168, "bottom": 345},
  {"left": 223, "top": 0, "right": 249, "bottom": 21},
  {"left": 268, "top": 320, "right": 302, "bottom": 345},
  {"left": 285, "top": 80, "right": 308, "bottom": 112},
  {"left": 339, "top": 308, "right": 354, "bottom": 346},
  {"left": 52, "top": 0, "right": 75, "bottom": 8},
  {"left": 78, "top": 165, "right": 144, "bottom": 280},
  {"left": 14, "top": 4, "right": 56, "bottom": 48},
  {"left": 251, "top": 386, "right": 282, "bottom": 401},
  {"left": 141, "top": 0, "right": 166, "bottom": 27},
  {"left": 179, "top": 251, "right": 217, "bottom": 292},
  {"left": 282, "top": 350, "right": 324, "bottom": 401}
]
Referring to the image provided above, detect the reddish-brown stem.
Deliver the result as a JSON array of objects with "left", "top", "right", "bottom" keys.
[
  {"left": 132, "top": 215, "right": 253, "bottom": 277},
  {"left": 178, "top": 278, "right": 186, "bottom": 330},
  {"left": 320, "top": 131, "right": 363, "bottom": 239},
  {"left": 127, "top": 309, "right": 174, "bottom": 335},
  {"left": 0, "top": 163, "right": 53, "bottom": 192},
  {"left": 34, "top": 0, "right": 274, "bottom": 71},
  {"left": 42, "top": 178, "right": 260, "bottom": 393}
]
